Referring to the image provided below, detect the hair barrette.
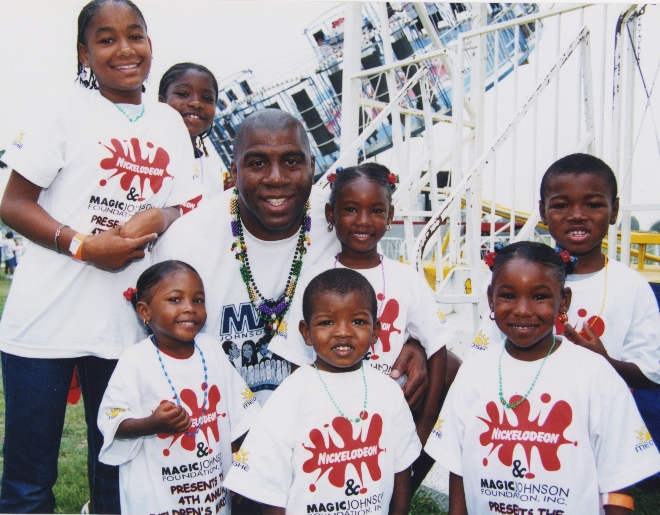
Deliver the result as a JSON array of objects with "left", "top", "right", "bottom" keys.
[
  {"left": 387, "top": 172, "right": 397, "bottom": 190},
  {"left": 327, "top": 173, "right": 337, "bottom": 184},
  {"left": 555, "top": 247, "right": 578, "bottom": 267},
  {"left": 483, "top": 243, "right": 504, "bottom": 267},
  {"left": 123, "top": 287, "right": 138, "bottom": 302}
]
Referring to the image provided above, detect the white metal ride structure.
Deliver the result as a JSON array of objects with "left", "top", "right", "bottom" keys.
[{"left": 318, "top": 3, "right": 657, "bottom": 332}]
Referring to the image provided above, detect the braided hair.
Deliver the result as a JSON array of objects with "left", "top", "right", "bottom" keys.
[
  {"left": 486, "top": 241, "right": 577, "bottom": 289},
  {"left": 158, "top": 63, "right": 219, "bottom": 157},
  {"left": 128, "top": 260, "right": 199, "bottom": 310},
  {"left": 76, "top": 0, "right": 148, "bottom": 92},
  {"left": 328, "top": 162, "right": 396, "bottom": 209}
]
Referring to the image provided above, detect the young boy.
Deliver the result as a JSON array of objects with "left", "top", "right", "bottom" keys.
[
  {"left": 473, "top": 153, "right": 660, "bottom": 438},
  {"left": 223, "top": 268, "right": 421, "bottom": 514}
]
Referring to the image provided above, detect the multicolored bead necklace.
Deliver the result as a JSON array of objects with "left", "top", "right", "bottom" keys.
[
  {"left": 314, "top": 362, "right": 368, "bottom": 423},
  {"left": 333, "top": 253, "right": 386, "bottom": 318},
  {"left": 151, "top": 335, "right": 208, "bottom": 437},
  {"left": 498, "top": 334, "right": 556, "bottom": 410},
  {"left": 230, "top": 189, "right": 311, "bottom": 334},
  {"left": 114, "top": 103, "right": 145, "bottom": 123}
]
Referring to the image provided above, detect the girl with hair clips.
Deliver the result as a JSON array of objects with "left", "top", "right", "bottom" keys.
[
  {"left": 159, "top": 63, "right": 233, "bottom": 208},
  {"left": 99, "top": 261, "right": 259, "bottom": 515},
  {"left": 0, "top": 0, "right": 198, "bottom": 512},
  {"left": 426, "top": 242, "right": 660, "bottom": 515},
  {"left": 268, "top": 162, "right": 451, "bottom": 491}
]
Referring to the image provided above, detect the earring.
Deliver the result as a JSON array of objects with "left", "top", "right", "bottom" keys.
[
  {"left": 327, "top": 223, "right": 333, "bottom": 232},
  {"left": 386, "top": 223, "right": 392, "bottom": 232},
  {"left": 143, "top": 319, "right": 148, "bottom": 326},
  {"left": 558, "top": 312, "right": 568, "bottom": 324},
  {"left": 489, "top": 310, "right": 495, "bottom": 320}
]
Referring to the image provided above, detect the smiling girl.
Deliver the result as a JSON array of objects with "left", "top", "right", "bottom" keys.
[
  {"left": 426, "top": 242, "right": 660, "bottom": 515},
  {"left": 99, "top": 260, "right": 259, "bottom": 515},
  {"left": 159, "top": 63, "right": 233, "bottom": 203},
  {"left": 0, "top": 0, "right": 197, "bottom": 511}
]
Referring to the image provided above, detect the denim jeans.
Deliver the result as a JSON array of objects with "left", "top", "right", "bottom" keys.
[{"left": 0, "top": 353, "right": 119, "bottom": 514}]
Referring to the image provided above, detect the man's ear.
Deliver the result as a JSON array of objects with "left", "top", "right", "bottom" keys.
[
  {"left": 230, "top": 162, "right": 238, "bottom": 184},
  {"left": 299, "top": 320, "right": 313, "bottom": 347}
]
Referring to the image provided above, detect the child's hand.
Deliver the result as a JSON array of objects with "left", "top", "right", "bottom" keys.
[
  {"left": 119, "top": 208, "right": 176, "bottom": 239},
  {"left": 81, "top": 228, "right": 156, "bottom": 271},
  {"left": 148, "top": 401, "right": 191, "bottom": 434},
  {"left": 563, "top": 322, "right": 609, "bottom": 358}
]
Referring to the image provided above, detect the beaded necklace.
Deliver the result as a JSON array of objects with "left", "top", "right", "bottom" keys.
[
  {"left": 230, "top": 189, "right": 311, "bottom": 334},
  {"left": 114, "top": 103, "right": 145, "bottom": 123},
  {"left": 498, "top": 334, "right": 556, "bottom": 410},
  {"left": 314, "top": 362, "right": 368, "bottom": 423},
  {"left": 333, "top": 253, "right": 386, "bottom": 318},
  {"left": 151, "top": 335, "right": 208, "bottom": 437}
]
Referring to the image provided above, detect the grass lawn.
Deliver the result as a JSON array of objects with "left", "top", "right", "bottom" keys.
[{"left": 0, "top": 274, "right": 659, "bottom": 514}]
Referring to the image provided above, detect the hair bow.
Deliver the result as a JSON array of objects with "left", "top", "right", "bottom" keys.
[{"left": 123, "top": 287, "right": 138, "bottom": 302}]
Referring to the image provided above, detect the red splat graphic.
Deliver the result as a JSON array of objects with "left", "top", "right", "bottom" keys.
[
  {"left": 99, "top": 138, "right": 172, "bottom": 200},
  {"left": 181, "top": 195, "right": 203, "bottom": 215},
  {"left": 554, "top": 309, "right": 605, "bottom": 340},
  {"left": 376, "top": 299, "right": 401, "bottom": 356},
  {"left": 158, "top": 384, "right": 222, "bottom": 455},
  {"left": 478, "top": 394, "right": 574, "bottom": 477},
  {"left": 302, "top": 414, "right": 384, "bottom": 491}
]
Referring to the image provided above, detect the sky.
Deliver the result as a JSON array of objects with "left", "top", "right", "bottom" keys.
[{"left": 1, "top": 1, "right": 659, "bottom": 228}]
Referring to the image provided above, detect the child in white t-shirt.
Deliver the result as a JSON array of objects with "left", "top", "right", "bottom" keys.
[
  {"left": 98, "top": 260, "right": 260, "bottom": 515},
  {"left": 159, "top": 63, "right": 233, "bottom": 210},
  {"left": 472, "top": 154, "right": 660, "bottom": 446},
  {"left": 224, "top": 268, "right": 421, "bottom": 514},
  {"left": 426, "top": 241, "right": 660, "bottom": 514},
  {"left": 268, "top": 163, "right": 450, "bottom": 489}
]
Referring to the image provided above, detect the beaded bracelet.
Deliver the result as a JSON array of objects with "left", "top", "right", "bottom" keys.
[{"left": 54, "top": 224, "right": 68, "bottom": 254}]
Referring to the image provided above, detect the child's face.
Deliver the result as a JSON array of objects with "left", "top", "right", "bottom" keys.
[
  {"left": 77, "top": 2, "right": 152, "bottom": 104},
  {"left": 488, "top": 258, "right": 571, "bottom": 361},
  {"left": 325, "top": 177, "right": 393, "bottom": 260},
  {"left": 539, "top": 173, "right": 618, "bottom": 258},
  {"left": 160, "top": 69, "right": 217, "bottom": 138},
  {"left": 137, "top": 270, "right": 206, "bottom": 351},
  {"left": 299, "top": 291, "right": 380, "bottom": 373}
]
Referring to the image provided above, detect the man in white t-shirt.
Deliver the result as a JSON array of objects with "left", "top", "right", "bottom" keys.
[{"left": 152, "top": 110, "right": 429, "bottom": 408}]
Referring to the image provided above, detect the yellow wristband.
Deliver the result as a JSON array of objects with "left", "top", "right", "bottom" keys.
[
  {"left": 69, "top": 233, "right": 86, "bottom": 261},
  {"left": 601, "top": 493, "right": 634, "bottom": 510}
]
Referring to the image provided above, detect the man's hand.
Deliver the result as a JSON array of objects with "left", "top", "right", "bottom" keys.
[{"left": 391, "top": 338, "right": 428, "bottom": 413}]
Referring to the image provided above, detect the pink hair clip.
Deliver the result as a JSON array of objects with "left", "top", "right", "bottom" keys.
[
  {"left": 327, "top": 173, "right": 337, "bottom": 184},
  {"left": 484, "top": 251, "right": 497, "bottom": 267},
  {"left": 387, "top": 173, "right": 397, "bottom": 189},
  {"left": 123, "top": 287, "right": 138, "bottom": 302}
]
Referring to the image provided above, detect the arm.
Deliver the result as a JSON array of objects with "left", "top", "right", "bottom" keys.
[
  {"left": 390, "top": 337, "right": 428, "bottom": 413},
  {"left": 389, "top": 468, "right": 411, "bottom": 515},
  {"left": 415, "top": 347, "right": 447, "bottom": 445},
  {"left": 603, "top": 488, "right": 633, "bottom": 515},
  {"left": 564, "top": 324, "right": 659, "bottom": 388},
  {"left": 448, "top": 472, "right": 468, "bottom": 515},
  {"left": 262, "top": 506, "right": 285, "bottom": 515},
  {"left": 0, "top": 171, "right": 156, "bottom": 271},
  {"left": 115, "top": 401, "right": 190, "bottom": 439},
  {"left": 118, "top": 206, "right": 180, "bottom": 239},
  {"left": 231, "top": 432, "right": 247, "bottom": 454}
]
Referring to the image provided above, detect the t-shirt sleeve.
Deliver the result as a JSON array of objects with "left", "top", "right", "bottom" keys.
[
  {"left": 223, "top": 385, "right": 298, "bottom": 507},
  {"left": 619, "top": 280, "right": 660, "bottom": 384},
  {"left": 2, "top": 101, "right": 66, "bottom": 188},
  {"left": 97, "top": 351, "right": 145, "bottom": 466},
  {"left": 404, "top": 267, "right": 452, "bottom": 358},
  {"left": 591, "top": 361, "right": 660, "bottom": 492},
  {"left": 268, "top": 271, "right": 316, "bottom": 366},
  {"left": 423, "top": 363, "right": 469, "bottom": 475},
  {"left": 389, "top": 382, "right": 422, "bottom": 471},
  {"left": 219, "top": 352, "right": 261, "bottom": 441}
]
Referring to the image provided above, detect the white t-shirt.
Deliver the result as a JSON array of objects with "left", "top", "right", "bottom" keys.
[
  {"left": 425, "top": 340, "right": 660, "bottom": 514},
  {"left": 0, "top": 86, "right": 198, "bottom": 359},
  {"left": 269, "top": 255, "right": 451, "bottom": 378},
  {"left": 152, "top": 185, "right": 341, "bottom": 404},
  {"left": 471, "top": 259, "right": 660, "bottom": 383},
  {"left": 223, "top": 365, "right": 421, "bottom": 512},
  {"left": 98, "top": 333, "right": 260, "bottom": 515},
  {"left": 2, "top": 239, "right": 16, "bottom": 261},
  {"left": 181, "top": 147, "right": 230, "bottom": 214}
]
